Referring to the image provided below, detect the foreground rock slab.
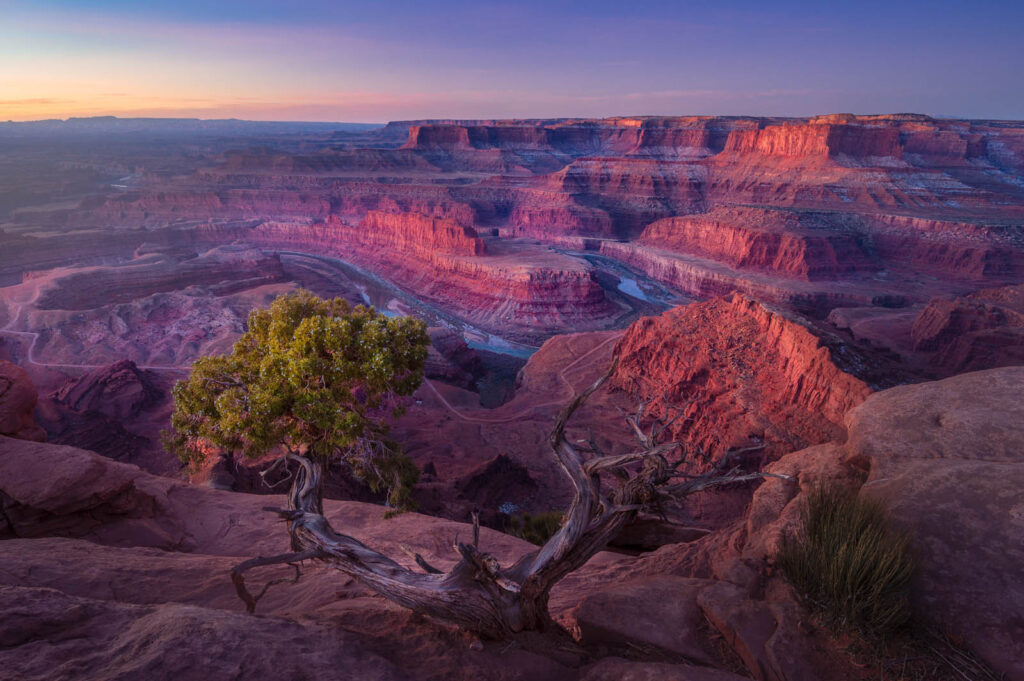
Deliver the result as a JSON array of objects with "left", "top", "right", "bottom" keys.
[{"left": 846, "top": 366, "right": 1024, "bottom": 681}]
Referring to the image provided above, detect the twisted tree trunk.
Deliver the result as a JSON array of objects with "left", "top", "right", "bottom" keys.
[{"left": 232, "top": 366, "right": 783, "bottom": 638}]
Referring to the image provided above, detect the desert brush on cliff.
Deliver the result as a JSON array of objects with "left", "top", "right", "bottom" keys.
[{"left": 508, "top": 511, "right": 565, "bottom": 546}]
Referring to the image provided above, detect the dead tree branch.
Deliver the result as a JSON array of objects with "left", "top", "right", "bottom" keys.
[{"left": 230, "top": 360, "right": 788, "bottom": 638}]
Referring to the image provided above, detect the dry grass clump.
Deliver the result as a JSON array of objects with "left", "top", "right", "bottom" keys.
[
  {"left": 508, "top": 511, "right": 565, "bottom": 545},
  {"left": 778, "top": 484, "right": 914, "bottom": 637}
]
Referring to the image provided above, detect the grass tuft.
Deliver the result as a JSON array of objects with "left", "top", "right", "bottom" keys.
[
  {"left": 508, "top": 511, "right": 565, "bottom": 545},
  {"left": 777, "top": 484, "right": 915, "bottom": 638}
]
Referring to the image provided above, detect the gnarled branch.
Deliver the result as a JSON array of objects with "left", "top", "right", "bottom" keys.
[{"left": 230, "top": 358, "right": 788, "bottom": 639}]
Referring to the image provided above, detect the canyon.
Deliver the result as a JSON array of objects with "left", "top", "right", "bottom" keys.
[{"left": 1, "top": 113, "right": 1023, "bottom": 680}]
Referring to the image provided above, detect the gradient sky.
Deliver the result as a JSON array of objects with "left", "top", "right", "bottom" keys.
[{"left": 2, "top": 0, "right": 1022, "bottom": 122}]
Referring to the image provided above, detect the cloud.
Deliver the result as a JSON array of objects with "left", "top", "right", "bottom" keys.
[{"left": 0, "top": 97, "right": 75, "bottom": 105}]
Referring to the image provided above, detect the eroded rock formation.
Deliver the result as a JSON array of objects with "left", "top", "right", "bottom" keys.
[
  {"left": 0, "top": 361, "right": 45, "bottom": 442},
  {"left": 910, "top": 284, "right": 1024, "bottom": 373},
  {"left": 52, "top": 360, "right": 161, "bottom": 421},
  {"left": 611, "top": 295, "right": 874, "bottom": 464},
  {"left": 192, "top": 213, "right": 622, "bottom": 342}
]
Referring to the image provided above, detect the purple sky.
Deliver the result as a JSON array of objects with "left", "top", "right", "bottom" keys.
[{"left": 2, "top": 0, "right": 1022, "bottom": 122}]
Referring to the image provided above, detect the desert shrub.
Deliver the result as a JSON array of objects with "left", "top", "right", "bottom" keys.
[
  {"left": 777, "top": 484, "right": 914, "bottom": 637},
  {"left": 508, "top": 511, "right": 564, "bottom": 545},
  {"left": 165, "top": 290, "right": 429, "bottom": 510}
]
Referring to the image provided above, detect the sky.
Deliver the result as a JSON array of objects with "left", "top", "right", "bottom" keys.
[{"left": 1, "top": 0, "right": 1022, "bottom": 122}]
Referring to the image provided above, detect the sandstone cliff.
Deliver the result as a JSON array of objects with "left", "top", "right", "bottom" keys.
[
  {"left": 721, "top": 122, "right": 903, "bottom": 159},
  {"left": 743, "top": 367, "right": 1024, "bottom": 681},
  {"left": 910, "top": 284, "right": 1024, "bottom": 374},
  {"left": 196, "top": 212, "right": 620, "bottom": 341},
  {"left": 611, "top": 295, "right": 873, "bottom": 463},
  {"left": 638, "top": 207, "right": 874, "bottom": 281}
]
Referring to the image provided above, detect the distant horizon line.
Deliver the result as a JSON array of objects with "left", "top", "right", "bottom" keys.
[{"left": 4, "top": 112, "right": 1024, "bottom": 127}]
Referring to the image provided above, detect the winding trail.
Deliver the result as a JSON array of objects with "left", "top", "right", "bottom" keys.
[
  {"left": 422, "top": 331, "right": 623, "bottom": 424},
  {"left": 1, "top": 271, "right": 620, "bottom": 400},
  {"left": 0, "top": 291, "right": 190, "bottom": 374}
]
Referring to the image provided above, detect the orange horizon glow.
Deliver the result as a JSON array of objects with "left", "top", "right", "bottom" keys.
[{"left": 3, "top": 1, "right": 1023, "bottom": 123}]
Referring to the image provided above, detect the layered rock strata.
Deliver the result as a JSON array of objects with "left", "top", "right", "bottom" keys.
[
  {"left": 611, "top": 295, "right": 874, "bottom": 463},
  {"left": 910, "top": 284, "right": 1024, "bottom": 373},
  {"left": 196, "top": 212, "right": 621, "bottom": 341}
]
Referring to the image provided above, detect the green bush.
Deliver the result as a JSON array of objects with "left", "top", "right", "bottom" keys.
[
  {"left": 508, "top": 511, "right": 564, "bottom": 545},
  {"left": 777, "top": 484, "right": 914, "bottom": 637}
]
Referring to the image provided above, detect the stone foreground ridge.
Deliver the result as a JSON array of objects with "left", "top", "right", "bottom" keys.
[{"left": 1, "top": 366, "right": 1022, "bottom": 680}]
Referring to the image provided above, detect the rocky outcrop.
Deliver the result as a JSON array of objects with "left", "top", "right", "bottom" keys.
[
  {"left": 845, "top": 368, "right": 1024, "bottom": 680},
  {"left": 571, "top": 576, "right": 717, "bottom": 664},
  {"left": 424, "top": 327, "right": 483, "bottom": 388},
  {"left": 199, "top": 214, "right": 620, "bottom": 342},
  {"left": 611, "top": 295, "right": 873, "bottom": 464},
  {"left": 53, "top": 360, "right": 161, "bottom": 421},
  {"left": 638, "top": 207, "right": 874, "bottom": 281},
  {"left": 358, "top": 210, "right": 486, "bottom": 256},
  {"left": 740, "top": 367, "right": 1024, "bottom": 680},
  {"left": 0, "top": 435, "right": 182, "bottom": 544},
  {"left": 0, "top": 361, "right": 45, "bottom": 442},
  {"left": 722, "top": 122, "right": 902, "bottom": 159},
  {"left": 34, "top": 359, "right": 165, "bottom": 463},
  {"left": 910, "top": 284, "right": 1024, "bottom": 373}
]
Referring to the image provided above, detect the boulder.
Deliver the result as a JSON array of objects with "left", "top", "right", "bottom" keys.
[
  {"left": 0, "top": 361, "right": 45, "bottom": 442},
  {"left": 697, "top": 582, "right": 817, "bottom": 681},
  {"left": 742, "top": 443, "right": 863, "bottom": 561},
  {"left": 571, "top": 575, "right": 717, "bottom": 664},
  {"left": 844, "top": 366, "right": 1024, "bottom": 681},
  {"left": 0, "top": 585, "right": 406, "bottom": 681},
  {"left": 0, "top": 435, "right": 186, "bottom": 546}
]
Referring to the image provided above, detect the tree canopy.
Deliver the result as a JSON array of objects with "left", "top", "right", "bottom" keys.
[{"left": 166, "top": 289, "right": 430, "bottom": 509}]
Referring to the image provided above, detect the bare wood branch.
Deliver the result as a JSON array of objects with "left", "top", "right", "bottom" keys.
[
  {"left": 227, "top": 355, "right": 794, "bottom": 639},
  {"left": 582, "top": 443, "right": 677, "bottom": 476},
  {"left": 665, "top": 471, "right": 791, "bottom": 496},
  {"left": 230, "top": 549, "right": 321, "bottom": 613},
  {"left": 399, "top": 544, "right": 444, "bottom": 574},
  {"left": 650, "top": 404, "right": 691, "bottom": 442}
]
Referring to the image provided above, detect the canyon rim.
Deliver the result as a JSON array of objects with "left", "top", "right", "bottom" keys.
[{"left": 2, "top": 1, "right": 1024, "bottom": 680}]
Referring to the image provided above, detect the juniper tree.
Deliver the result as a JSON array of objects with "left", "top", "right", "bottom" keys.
[{"left": 165, "top": 289, "right": 430, "bottom": 510}]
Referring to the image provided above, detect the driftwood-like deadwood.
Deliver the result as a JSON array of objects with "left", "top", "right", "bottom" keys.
[{"left": 231, "top": 365, "right": 788, "bottom": 638}]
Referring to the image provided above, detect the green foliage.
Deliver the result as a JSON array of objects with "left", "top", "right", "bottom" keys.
[
  {"left": 508, "top": 511, "right": 565, "bottom": 545},
  {"left": 777, "top": 484, "right": 915, "bottom": 637},
  {"left": 164, "top": 289, "right": 429, "bottom": 510}
]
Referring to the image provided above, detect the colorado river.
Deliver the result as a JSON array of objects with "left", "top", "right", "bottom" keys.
[{"left": 278, "top": 251, "right": 540, "bottom": 357}]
